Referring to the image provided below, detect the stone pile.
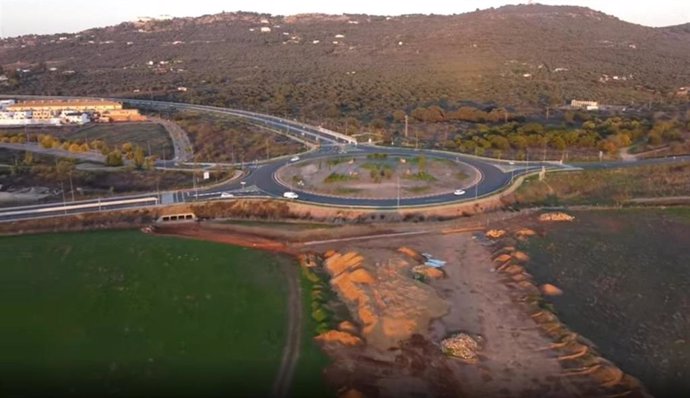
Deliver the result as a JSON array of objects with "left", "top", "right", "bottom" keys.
[{"left": 440, "top": 333, "right": 483, "bottom": 362}]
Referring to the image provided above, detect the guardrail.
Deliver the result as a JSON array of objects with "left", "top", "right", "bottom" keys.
[{"left": 0, "top": 196, "right": 159, "bottom": 218}]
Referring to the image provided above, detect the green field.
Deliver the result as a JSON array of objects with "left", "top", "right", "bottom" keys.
[
  {"left": 64, "top": 123, "right": 173, "bottom": 159},
  {"left": 0, "top": 230, "right": 294, "bottom": 397}
]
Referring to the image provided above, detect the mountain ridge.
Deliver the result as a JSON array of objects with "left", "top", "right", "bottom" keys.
[{"left": 1, "top": 4, "right": 688, "bottom": 122}]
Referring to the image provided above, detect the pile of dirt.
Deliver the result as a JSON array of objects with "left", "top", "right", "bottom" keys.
[
  {"left": 440, "top": 333, "right": 484, "bottom": 363},
  {"left": 539, "top": 212, "right": 575, "bottom": 222},
  {"left": 411, "top": 265, "right": 445, "bottom": 280},
  {"left": 540, "top": 283, "right": 563, "bottom": 296},
  {"left": 315, "top": 330, "right": 363, "bottom": 347},
  {"left": 485, "top": 229, "right": 506, "bottom": 239},
  {"left": 323, "top": 250, "right": 449, "bottom": 350},
  {"left": 515, "top": 227, "right": 537, "bottom": 239}
]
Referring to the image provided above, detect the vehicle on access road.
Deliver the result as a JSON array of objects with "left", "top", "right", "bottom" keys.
[
  {"left": 283, "top": 191, "right": 299, "bottom": 199},
  {"left": 453, "top": 189, "right": 466, "bottom": 196}
]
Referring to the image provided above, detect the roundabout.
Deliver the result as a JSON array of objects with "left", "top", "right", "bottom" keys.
[{"left": 276, "top": 153, "right": 481, "bottom": 200}]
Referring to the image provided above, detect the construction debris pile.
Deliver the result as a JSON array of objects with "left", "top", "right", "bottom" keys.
[{"left": 440, "top": 333, "right": 483, "bottom": 362}]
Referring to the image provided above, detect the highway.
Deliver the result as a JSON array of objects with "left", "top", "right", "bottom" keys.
[{"left": 1, "top": 96, "right": 689, "bottom": 222}]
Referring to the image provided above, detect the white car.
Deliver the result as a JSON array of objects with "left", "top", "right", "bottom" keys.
[
  {"left": 220, "top": 192, "right": 235, "bottom": 198},
  {"left": 453, "top": 189, "right": 466, "bottom": 196},
  {"left": 283, "top": 191, "right": 299, "bottom": 199},
  {"left": 290, "top": 156, "right": 300, "bottom": 162}
]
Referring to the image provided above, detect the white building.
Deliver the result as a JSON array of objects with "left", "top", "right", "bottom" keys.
[
  {"left": 60, "top": 111, "right": 90, "bottom": 125},
  {"left": 570, "top": 100, "right": 598, "bottom": 110}
]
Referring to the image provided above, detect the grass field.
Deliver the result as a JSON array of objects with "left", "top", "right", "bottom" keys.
[
  {"left": 0, "top": 230, "right": 293, "bottom": 397},
  {"left": 513, "top": 163, "right": 690, "bottom": 206},
  {"left": 522, "top": 209, "right": 690, "bottom": 397},
  {"left": 63, "top": 123, "right": 173, "bottom": 159}
]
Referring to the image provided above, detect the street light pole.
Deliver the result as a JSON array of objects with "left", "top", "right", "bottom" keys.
[{"left": 69, "top": 172, "right": 75, "bottom": 202}]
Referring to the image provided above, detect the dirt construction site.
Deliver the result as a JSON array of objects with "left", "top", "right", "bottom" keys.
[{"left": 151, "top": 212, "right": 650, "bottom": 398}]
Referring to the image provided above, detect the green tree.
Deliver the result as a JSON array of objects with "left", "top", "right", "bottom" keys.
[
  {"left": 106, "top": 150, "right": 124, "bottom": 167},
  {"left": 133, "top": 146, "right": 146, "bottom": 169},
  {"left": 418, "top": 155, "right": 427, "bottom": 172}
]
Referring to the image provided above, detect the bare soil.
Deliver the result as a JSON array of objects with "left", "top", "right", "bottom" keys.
[
  {"left": 279, "top": 155, "right": 478, "bottom": 199},
  {"left": 311, "top": 233, "right": 606, "bottom": 397}
]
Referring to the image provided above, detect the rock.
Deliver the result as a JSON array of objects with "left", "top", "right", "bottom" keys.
[
  {"left": 486, "top": 229, "right": 506, "bottom": 239},
  {"left": 512, "top": 251, "right": 530, "bottom": 262},
  {"left": 315, "top": 330, "right": 363, "bottom": 346},
  {"left": 338, "top": 320, "right": 359, "bottom": 335},
  {"left": 539, "top": 212, "right": 575, "bottom": 222},
  {"left": 540, "top": 283, "right": 563, "bottom": 296}
]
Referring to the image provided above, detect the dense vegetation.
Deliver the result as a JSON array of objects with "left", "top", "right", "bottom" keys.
[
  {"left": 1, "top": 5, "right": 689, "bottom": 126},
  {"left": 169, "top": 111, "right": 306, "bottom": 163}
]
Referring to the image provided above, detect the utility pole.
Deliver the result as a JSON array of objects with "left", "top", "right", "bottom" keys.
[
  {"left": 61, "top": 181, "right": 67, "bottom": 214},
  {"left": 69, "top": 172, "right": 75, "bottom": 202},
  {"left": 404, "top": 115, "right": 408, "bottom": 139}
]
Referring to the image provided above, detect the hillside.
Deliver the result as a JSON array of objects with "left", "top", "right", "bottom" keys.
[{"left": 1, "top": 4, "right": 689, "bottom": 124}]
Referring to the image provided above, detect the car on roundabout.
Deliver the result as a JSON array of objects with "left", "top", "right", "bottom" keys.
[
  {"left": 290, "top": 156, "right": 300, "bottom": 162},
  {"left": 220, "top": 192, "right": 235, "bottom": 198},
  {"left": 453, "top": 189, "right": 466, "bottom": 196},
  {"left": 283, "top": 191, "right": 299, "bottom": 199}
]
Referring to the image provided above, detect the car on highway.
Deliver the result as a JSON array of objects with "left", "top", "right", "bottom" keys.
[
  {"left": 283, "top": 191, "right": 299, "bottom": 199},
  {"left": 290, "top": 156, "right": 300, "bottom": 162},
  {"left": 220, "top": 192, "right": 235, "bottom": 198},
  {"left": 453, "top": 189, "right": 466, "bottom": 196}
]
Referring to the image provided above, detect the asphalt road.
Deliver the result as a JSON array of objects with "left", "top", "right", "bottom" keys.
[{"left": 1, "top": 95, "right": 689, "bottom": 222}]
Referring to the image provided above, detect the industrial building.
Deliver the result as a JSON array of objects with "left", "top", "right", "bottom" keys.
[{"left": 0, "top": 98, "right": 145, "bottom": 126}]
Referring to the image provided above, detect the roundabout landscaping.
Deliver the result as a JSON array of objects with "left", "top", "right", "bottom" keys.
[{"left": 276, "top": 153, "right": 481, "bottom": 200}]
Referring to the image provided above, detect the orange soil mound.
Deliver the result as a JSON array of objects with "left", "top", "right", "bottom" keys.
[
  {"left": 324, "top": 250, "right": 449, "bottom": 350},
  {"left": 315, "top": 330, "right": 363, "bottom": 347}
]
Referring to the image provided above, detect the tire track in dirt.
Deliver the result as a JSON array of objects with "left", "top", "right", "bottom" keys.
[{"left": 271, "top": 261, "right": 303, "bottom": 398}]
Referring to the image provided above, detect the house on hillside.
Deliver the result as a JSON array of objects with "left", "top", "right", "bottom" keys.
[{"left": 570, "top": 100, "right": 598, "bottom": 111}]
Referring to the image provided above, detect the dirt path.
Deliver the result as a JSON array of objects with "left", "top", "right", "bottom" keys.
[
  {"left": 428, "top": 233, "right": 585, "bottom": 397},
  {"left": 271, "top": 261, "right": 303, "bottom": 398}
]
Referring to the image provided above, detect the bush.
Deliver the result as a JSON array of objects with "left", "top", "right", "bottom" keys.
[{"left": 311, "top": 308, "right": 330, "bottom": 323}]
